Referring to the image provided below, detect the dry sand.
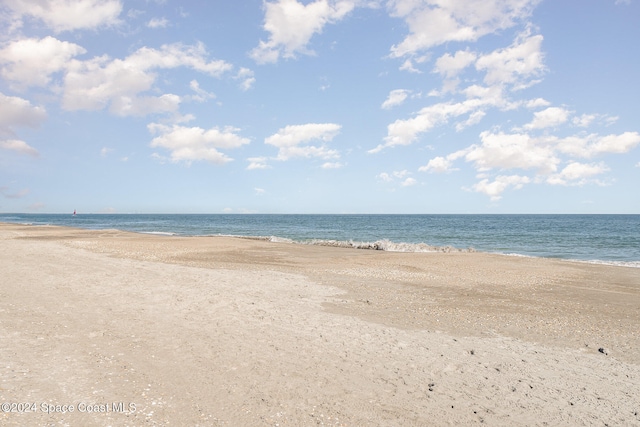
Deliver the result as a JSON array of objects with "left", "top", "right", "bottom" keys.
[{"left": 1, "top": 222, "right": 639, "bottom": 426}]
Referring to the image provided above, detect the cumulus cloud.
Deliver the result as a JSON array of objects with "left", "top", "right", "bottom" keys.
[
  {"left": 418, "top": 130, "right": 640, "bottom": 199},
  {"left": 0, "top": 140, "right": 39, "bottom": 157},
  {"left": 0, "top": 93, "right": 47, "bottom": 131},
  {"left": 265, "top": 123, "right": 341, "bottom": 161},
  {"left": 0, "top": 37, "right": 243, "bottom": 118},
  {"left": 3, "top": 0, "right": 122, "bottom": 33},
  {"left": 148, "top": 123, "right": 250, "bottom": 165},
  {"left": 465, "top": 131, "right": 559, "bottom": 173},
  {"left": 525, "top": 98, "right": 551, "bottom": 109},
  {"left": 378, "top": 172, "right": 393, "bottom": 182},
  {"left": 0, "top": 36, "right": 86, "bottom": 89},
  {"left": 188, "top": 80, "right": 216, "bottom": 102},
  {"left": 433, "top": 50, "right": 477, "bottom": 78},
  {"left": 62, "top": 42, "right": 232, "bottom": 116},
  {"left": 472, "top": 174, "right": 530, "bottom": 200},
  {"left": 455, "top": 110, "right": 486, "bottom": 131},
  {"left": 475, "top": 30, "right": 545, "bottom": 89},
  {"left": 372, "top": 102, "right": 466, "bottom": 152},
  {"left": 235, "top": 68, "right": 255, "bottom": 91},
  {"left": 523, "top": 107, "right": 570, "bottom": 130},
  {"left": 554, "top": 132, "right": 640, "bottom": 158},
  {"left": 401, "top": 177, "right": 417, "bottom": 186},
  {"left": 571, "top": 113, "right": 617, "bottom": 128},
  {"left": 418, "top": 152, "right": 465, "bottom": 173},
  {"left": 321, "top": 161, "right": 344, "bottom": 169},
  {"left": 377, "top": 170, "right": 415, "bottom": 186},
  {"left": 371, "top": 89, "right": 507, "bottom": 153},
  {"left": 246, "top": 157, "right": 270, "bottom": 170},
  {"left": 388, "top": 0, "right": 540, "bottom": 58},
  {"left": 381, "top": 89, "right": 410, "bottom": 109},
  {"left": 374, "top": 54, "right": 538, "bottom": 152},
  {"left": 546, "top": 162, "right": 609, "bottom": 186},
  {"left": 382, "top": 0, "right": 638, "bottom": 201},
  {"left": 250, "top": 0, "right": 357, "bottom": 63},
  {"left": 0, "top": 93, "right": 46, "bottom": 157},
  {"left": 147, "top": 17, "right": 169, "bottom": 28}
]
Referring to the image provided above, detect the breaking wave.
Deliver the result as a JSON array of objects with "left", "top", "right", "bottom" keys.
[{"left": 215, "top": 235, "right": 474, "bottom": 253}]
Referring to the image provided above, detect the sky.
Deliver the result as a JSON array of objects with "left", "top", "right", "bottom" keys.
[{"left": 1, "top": 0, "right": 639, "bottom": 214}]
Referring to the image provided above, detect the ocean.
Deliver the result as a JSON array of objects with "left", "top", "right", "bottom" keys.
[{"left": 1, "top": 214, "right": 639, "bottom": 268}]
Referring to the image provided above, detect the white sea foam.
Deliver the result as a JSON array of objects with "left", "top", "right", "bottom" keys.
[
  {"left": 268, "top": 236, "right": 295, "bottom": 244},
  {"left": 570, "top": 259, "right": 640, "bottom": 269},
  {"left": 503, "top": 252, "right": 640, "bottom": 268},
  {"left": 141, "top": 231, "right": 178, "bottom": 236},
  {"left": 303, "top": 238, "right": 475, "bottom": 253}
]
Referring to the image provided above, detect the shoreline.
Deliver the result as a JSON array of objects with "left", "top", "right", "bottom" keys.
[
  {"left": 1, "top": 222, "right": 639, "bottom": 425},
  {"left": 3, "top": 221, "right": 639, "bottom": 269}
]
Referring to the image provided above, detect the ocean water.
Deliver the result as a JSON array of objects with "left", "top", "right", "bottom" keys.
[{"left": 1, "top": 214, "right": 639, "bottom": 267}]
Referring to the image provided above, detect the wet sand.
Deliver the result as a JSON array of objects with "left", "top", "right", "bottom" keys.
[{"left": 1, "top": 223, "right": 639, "bottom": 426}]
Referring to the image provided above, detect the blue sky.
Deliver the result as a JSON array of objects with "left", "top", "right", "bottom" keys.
[{"left": 1, "top": 0, "right": 639, "bottom": 214}]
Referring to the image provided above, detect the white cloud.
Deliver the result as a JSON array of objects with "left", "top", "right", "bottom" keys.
[
  {"left": 475, "top": 30, "right": 545, "bottom": 89},
  {"left": 265, "top": 123, "right": 341, "bottom": 161},
  {"left": 0, "top": 93, "right": 47, "bottom": 131},
  {"left": 0, "top": 36, "right": 86, "bottom": 89},
  {"left": 372, "top": 102, "right": 471, "bottom": 152},
  {"left": 246, "top": 157, "right": 270, "bottom": 170},
  {"left": 377, "top": 170, "right": 414, "bottom": 185},
  {"left": 433, "top": 50, "right": 477, "bottom": 78},
  {"left": 417, "top": 130, "right": 640, "bottom": 199},
  {"left": 62, "top": 42, "right": 233, "bottom": 116},
  {"left": 321, "top": 161, "right": 344, "bottom": 169},
  {"left": 399, "top": 58, "right": 421, "bottom": 73},
  {"left": 419, "top": 156, "right": 451, "bottom": 173},
  {"left": 147, "top": 17, "right": 169, "bottom": 28},
  {"left": 418, "top": 152, "right": 464, "bottom": 173},
  {"left": 546, "top": 162, "right": 609, "bottom": 186},
  {"left": 254, "top": 187, "right": 266, "bottom": 195},
  {"left": 250, "top": 0, "right": 357, "bottom": 63},
  {"left": 571, "top": 113, "right": 617, "bottom": 128},
  {"left": 3, "top": 0, "right": 122, "bottom": 33},
  {"left": 392, "top": 170, "right": 410, "bottom": 178},
  {"left": 401, "top": 177, "right": 417, "bottom": 186},
  {"left": 388, "top": 0, "right": 540, "bottom": 57},
  {"left": 455, "top": 110, "right": 486, "bottom": 131},
  {"left": 0, "top": 93, "right": 46, "bottom": 156},
  {"left": 148, "top": 123, "right": 250, "bottom": 165},
  {"left": 381, "top": 89, "right": 410, "bottom": 109},
  {"left": 0, "top": 140, "right": 39, "bottom": 157},
  {"left": 472, "top": 174, "right": 530, "bottom": 200},
  {"left": 378, "top": 172, "right": 393, "bottom": 182},
  {"left": 235, "top": 68, "right": 255, "bottom": 91},
  {"left": 371, "top": 90, "right": 506, "bottom": 152},
  {"left": 572, "top": 113, "right": 596, "bottom": 128},
  {"left": 525, "top": 98, "right": 551, "bottom": 109},
  {"left": 100, "top": 147, "right": 113, "bottom": 157},
  {"left": 523, "top": 107, "right": 570, "bottom": 130},
  {"left": 188, "top": 80, "right": 216, "bottom": 102},
  {"left": 555, "top": 132, "right": 640, "bottom": 158},
  {"left": 465, "top": 131, "right": 559, "bottom": 173}
]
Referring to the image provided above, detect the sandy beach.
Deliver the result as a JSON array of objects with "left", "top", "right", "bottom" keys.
[{"left": 1, "top": 222, "right": 639, "bottom": 426}]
